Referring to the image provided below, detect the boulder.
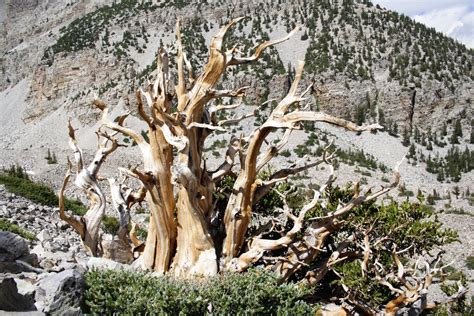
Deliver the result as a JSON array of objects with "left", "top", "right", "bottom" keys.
[
  {"left": 0, "top": 231, "right": 39, "bottom": 273},
  {"left": 85, "top": 256, "right": 130, "bottom": 271},
  {"left": 0, "top": 277, "right": 37, "bottom": 311},
  {"left": 101, "top": 236, "right": 133, "bottom": 264},
  {"left": 34, "top": 269, "right": 85, "bottom": 315},
  {"left": 36, "top": 229, "right": 51, "bottom": 243},
  {"left": 0, "top": 231, "right": 29, "bottom": 262}
]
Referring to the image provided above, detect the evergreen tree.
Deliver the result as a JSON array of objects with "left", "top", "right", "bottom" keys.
[
  {"left": 45, "top": 148, "right": 52, "bottom": 161},
  {"left": 402, "top": 127, "right": 410, "bottom": 146},
  {"left": 392, "top": 122, "right": 398, "bottom": 136},
  {"left": 441, "top": 123, "right": 447, "bottom": 137},
  {"left": 450, "top": 119, "right": 462, "bottom": 144},
  {"left": 450, "top": 133, "right": 459, "bottom": 144},
  {"left": 414, "top": 127, "right": 420, "bottom": 143},
  {"left": 437, "top": 168, "right": 445, "bottom": 182},
  {"left": 452, "top": 186, "right": 460, "bottom": 198},
  {"left": 408, "top": 143, "right": 416, "bottom": 160},
  {"left": 454, "top": 119, "right": 463, "bottom": 138}
]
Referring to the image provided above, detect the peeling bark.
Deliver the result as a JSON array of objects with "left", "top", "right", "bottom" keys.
[{"left": 60, "top": 18, "right": 402, "bottom": 283}]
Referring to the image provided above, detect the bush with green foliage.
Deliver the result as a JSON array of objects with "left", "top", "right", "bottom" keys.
[
  {"left": 85, "top": 269, "right": 315, "bottom": 315},
  {"left": 0, "top": 218, "right": 36, "bottom": 241},
  {"left": 0, "top": 168, "right": 86, "bottom": 216},
  {"left": 300, "top": 186, "right": 459, "bottom": 308},
  {"left": 101, "top": 215, "right": 120, "bottom": 235},
  {"left": 466, "top": 256, "right": 474, "bottom": 270},
  {"left": 0, "top": 166, "right": 131, "bottom": 235}
]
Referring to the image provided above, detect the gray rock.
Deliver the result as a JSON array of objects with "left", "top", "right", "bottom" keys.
[
  {"left": 35, "top": 269, "right": 85, "bottom": 315},
  {"left": 0, "top": 312, "right": 44, "bottom": 316},
  {"left": 0, "top": 205, "right": 10, "bottom": 216},
  {"left": 0, "top": 231, "right": 29, "bottom": 262},
  {"left": 15, "top": 277, "right": 36, "bottom": 297},
  {"left": 36, "top": 229, "right": 51, "bottom": 243},
  {"left": 85, "top": 256, "right": 130, "bottom": 271},
  {"left": 0, "top": 231, "right": 39, "bottom": 273},
  {"left": 59, "top": 222, "right": 70, "bottom": 230},
  {"left": 0, "top": 277, "right": 37, "bottom": 311}
]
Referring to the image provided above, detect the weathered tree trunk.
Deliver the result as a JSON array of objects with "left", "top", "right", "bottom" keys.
[
  {"left": 61, "top": 18, "right": 388, "bottom": 279},
  {"left": 56, "top": 16, "right": 468, "bottom": 312}
]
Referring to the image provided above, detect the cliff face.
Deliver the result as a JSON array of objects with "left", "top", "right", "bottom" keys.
[{"left": 1, "top": 0, "right": 471, "bottom": 128}]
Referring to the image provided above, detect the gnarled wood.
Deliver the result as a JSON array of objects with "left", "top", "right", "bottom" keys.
[
  {"left": 60, "top": 18, "right": 416, "bottom": 288},
  {"left": 61, "top": 120, "right": 121, "bottom": 256},
  {"left": 220, "top": 61, "right": 383, "bottom": 267}
]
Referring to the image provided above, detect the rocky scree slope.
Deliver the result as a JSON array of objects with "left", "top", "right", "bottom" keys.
[
  {"left": 0, "top": 1, "right": 472, "bottom": 221},
  {"left": 0, "top": 183, "right": 89, "bottom": 314}
]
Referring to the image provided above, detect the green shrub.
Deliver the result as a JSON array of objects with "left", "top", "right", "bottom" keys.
[
  {"left": 466, "top": 256, "right": 474, "bottom": 270},
  {"left": 0, "top": 218, "right": 36, "bottom": 240},
  {"left": 279, "top": 149, "right": 291, "bottom": 157},
  {"left": 136, "top": 227, "right": 148, "bottom": 240},
  {"left": 85, "top": 269, "right": 315, "bottom": 315},
  {"left": 102, "top": 215, "right": 119, "bottom": 235},
  {"left": 304, "top": 185, "right": 458, "bottom": 307},
  {"left": 0, "top": 172, "right": 86, "bottom": 216}
]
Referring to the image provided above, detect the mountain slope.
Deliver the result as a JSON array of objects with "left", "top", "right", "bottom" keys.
[{"left": 0, "top": 0, "right": 472, "bottom": 212}]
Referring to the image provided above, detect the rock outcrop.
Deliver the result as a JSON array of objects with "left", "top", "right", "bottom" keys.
[{"left": 35, "top": 269, "right": 85, "bottom": 315}]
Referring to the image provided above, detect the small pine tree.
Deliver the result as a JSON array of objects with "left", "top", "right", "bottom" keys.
[
  {"left": 355, "top": 105, "right": 366, "bottom": 125},
  {"left": 300, "top": 30, "right": 308, "bottom": 41},
  {"left": 450, "top": 119, "right": 462, "bottom": 144},
  {"left": 402, "top": 127, "right": 410, "bottom": 146},
  {"left": 441, "top": 123, "right": 447, "bottom": 137},
  {"left": 408, "top": 143, "right": 416, "bottom": 159},
  {"left": 378, "top": 108, "right": 385, "bottom": 125},
  {"left": 450, "top": 132, "right": 459, "bottom": 144},
  {"left": 414, "top": 127, "right": 420, "bottom": 143},
  {"left": 454, "top": 119, "right": 463, "bottom": 138},
  {"left": 437, "top": 168, "right": 445, "bottom": 182},
  {"left": 392, "top": 122, "right": 398, "bottom": 136},
  {"left": 452, "top": 186, "right": 460, "bottom": 198}
]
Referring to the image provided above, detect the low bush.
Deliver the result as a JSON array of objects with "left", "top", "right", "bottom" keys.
[
  {"left": 102, "top": 215, "right": 119, "bottom": 234},
  {"left": 467, "top": 256, "right": 474, "bottom": 270},
  {"left": 85, "top": 269, "right": 315, "bottom": 315},
  {"left": 0, "top": 173, "right": 86, "bottom": 216},
  {"left": 0, "top": 169, "right": 127, "bottom": 234},
  {"left": 0, "top": 218, "right": 36, "bottom": 240}
]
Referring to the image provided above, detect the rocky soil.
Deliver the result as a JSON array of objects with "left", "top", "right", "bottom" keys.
[
  {"left": 0, "top": 184, "right": 135, "bottom": 314},
  {"left": 1, "top": 174, "right": 473, "bottom": 314}
]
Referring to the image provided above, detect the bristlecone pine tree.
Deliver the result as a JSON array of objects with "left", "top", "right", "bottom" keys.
[{"left": 59, "top": 18, "right": 467, "bottom": 314}]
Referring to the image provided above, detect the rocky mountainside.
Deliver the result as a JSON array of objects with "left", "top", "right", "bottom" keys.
[{"left": 0, "top": 1, "right": 472, "bottom": 208}]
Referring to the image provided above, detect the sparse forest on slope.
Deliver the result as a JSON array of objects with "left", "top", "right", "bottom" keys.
[{"left": 27, "top": 0, "right": 472, "bottom": 153}]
